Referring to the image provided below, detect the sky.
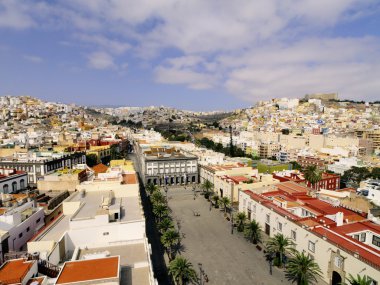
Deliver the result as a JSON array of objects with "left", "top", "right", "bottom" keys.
[{"left": 0, "top": 1, "right": 380, "bottom": 111}]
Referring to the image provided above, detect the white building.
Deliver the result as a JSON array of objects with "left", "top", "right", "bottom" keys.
[
  {"left": 239, "top": 182, "right": 380, "bottom": 285},
  {"left": 28, "top": 170, "right": 157, "bottom": 285},
  {"left": 0, "top": 168, "right": 28, "bottom": 194},
  {"left": 0, "top": 199, "right": 45, "bottom": 253}
]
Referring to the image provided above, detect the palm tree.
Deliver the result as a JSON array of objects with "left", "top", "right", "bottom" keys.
[
  {"left": 212, "top": 195, "right": 220, "bottom": 208},
  {"left": 158, "top": 217, "right": 174, "bottom": 234},
  {"left": 146, "top": 183, "right": 158, "bottom": 195},
  {"left": 244, "top": 220, "right": 262, "bottom": 244},
  {"left": 285, "top": 251, "right": 322, "bottom": 285},
  {"left": 201, "top": 180, "right": 213, "bottom": 199},
  {"left": 236, "top": 212, "right": 247, "bottom": 232},
  {"left": 266, "top": 233, "right": 296, "bottom": 267},
  {"left": 153, "top": 203, "right": 169, "bottom": 222},
  {"left": 169, "top": 256, "right": 198, "bottom": 285},
  {"left": 161, "top": 229, "right": 180, "bottom": 260},
  {"left": 345, "top": 274, "right": 373, "bottom": 285},
  {"left": 303, "top": 165, "right": 322, "bottom": 190},
  {"left": 219, "top": 196, "right": 231, "bottom": 213},
  {"left": 150, "top": 191, "right": 166, "bottom": 205}
]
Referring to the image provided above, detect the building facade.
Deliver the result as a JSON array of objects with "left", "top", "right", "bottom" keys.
[
  {"left": 0, "top": 152, "right": 86, "bottom": 187},
  {"left": 0, "top": 168, "right": 28, "bottom": 194},
  {"left": 239, "top": 182, "right": 380, "bottom": 285}
]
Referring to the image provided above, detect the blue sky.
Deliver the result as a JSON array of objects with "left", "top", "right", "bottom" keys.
[{"left": 0, "top": 1, "right": 380, "bottom": 111}]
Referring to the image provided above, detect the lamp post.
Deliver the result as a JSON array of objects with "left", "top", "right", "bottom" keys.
[
  {"left": 164, "top": 186, "right": 169, "bottom": 203},
  {"left": 268, "top": 253, "right": 274, "bottom": 275},
  {"left": 230, "top": 207, "right": 234, "bottom": 234}
]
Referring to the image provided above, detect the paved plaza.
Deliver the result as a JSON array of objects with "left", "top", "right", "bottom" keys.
[{"left": 167, "top": 187, "right": 292, "bottom": 285}]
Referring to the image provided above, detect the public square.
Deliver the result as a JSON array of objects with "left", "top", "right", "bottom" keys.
[{"left": 167, "top": 186, "right": 292, "bottom": 285}]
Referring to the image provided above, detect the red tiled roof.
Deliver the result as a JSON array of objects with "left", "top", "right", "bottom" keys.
[
  {"left": 92, "top": 163, "right": 108, "bottom": 174},
  {"left": 0, "top": 259, "right": 35, "bottom": 284},
  {"left": 334, "top": 221, "right": 380, "bottom": 236},
  {"left": 56, "top": 256, "right": 119, "bottom": 284},
  {"left": 313, "top": 226, "right": 380, "bottom": 269}
]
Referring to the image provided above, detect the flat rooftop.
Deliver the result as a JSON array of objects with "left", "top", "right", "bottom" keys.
[
  {"left": 78, "top": 243, "right": 148, "bottom": 267},
  {"left": 56, "top": 256, "right": 119, "bottom": 284},
  {"left": 70, "top": 191, "right": 142, "bottom": 222}
]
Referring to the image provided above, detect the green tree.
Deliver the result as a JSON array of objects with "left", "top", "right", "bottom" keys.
[
  {"left": 236, "top": 212, "right": 247, "bottom": 232},
  {"left": 158, "top": 217, "right": 174, "bottom": 234},
  {"left": 168, "top": 256, "right": 198, "bottom": 285},
  {"left": 146, "top": 183, "right": 158, "bottom": 195},
  {"left": 161, "top": 229, "right": 180, "bottom": 261},
  {"left": 342, "top": 166, "right": 371, "bottom": 187},
  {"left": 303, "top": 165, "right": 322, "bottom": 190},
  {"left": 219, "top": 196, "right": 231, "bottom": 213},
  {"left": 345, "top": 274, "right": 373, "bottom": 285},
  {"left": 201, "top": 179, "right": 213, "bottom": 193},
  {"left": 150, "top": 191, "right": 166, "bottom": 205},
  {"left": 212, "top": 195, "right": 220, "bottom": 208},
  {"left": 86, "top": 154, "right": 98, "bottom": 167},
  {"left": 371, "top": 167, "right": 380, "bottom": 179},
  {"left": 285, "top": 251, "right": 322, "bottom": 285},
  {"left": 153, "top": 203, "right": 169, "bottom": 223},
  {"left": 266, "top": 233, "right": 296, "bottom": 267},
  {"left": 290, "top": 161, "right": 302, "bottom": 171},
  {"left": 244, "top": 220, "right": 262, "bottom": 244}
]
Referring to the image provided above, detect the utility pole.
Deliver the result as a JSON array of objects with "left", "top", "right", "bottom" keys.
[{"left": 229, "top": 125, "right": 233, "bottom": 157}]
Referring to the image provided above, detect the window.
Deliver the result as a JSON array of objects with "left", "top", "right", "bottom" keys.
[
  {"left": 360, "top": 233, "right": 366, "bottom": 242},
  {"left": 3, "top": 184, "right": 9, "bottom": 194},
  {"left": 103, "top": 232, "right": 109, "bottom": 236},
  {"left": 353, "top": 234, "right": 359, "bottom": 240},
  {"left": 334, "top": 256, "right": 343, "bottom": 268},
  {"left": 372, "top": 235, "right": 380, "bottom": 248},
  {"left": 277, "top": 222, "right": 282, "bottom": 232},
  {"left": 20, "top": 179, "right": 25, "bottom": 189},
  {"left": 252, "top": 204, "right": 256, "bottom": 213},
  {"left": 19, "top": 233, "right": 23, "bottom": 238},
  {"left": 291, "top": 230, "right": 297, "bottom": 241},
  {"left": 12, "top": 181, "right": 17, "bottom": 192},
  {"left": 308, "top": 241, "right": 315, "bottom": 253},
  {"left": 26, "top": 227, "right": 30, "bottom": 232},
  {"left": 266, "top": 214, "right": 270, "bottom": 223},
  {"left": 36, "top": 218, "right": 41, "bottom": 224}
]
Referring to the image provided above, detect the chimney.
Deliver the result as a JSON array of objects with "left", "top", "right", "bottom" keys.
[{"left": 336, "top": 212, "right": 344, "bottom": 226}]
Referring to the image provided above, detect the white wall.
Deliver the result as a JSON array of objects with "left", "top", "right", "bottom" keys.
[
  {"left": 7, "top": 208, "right": 45, "bottom": 251},
  {"left": 239, "top": 191, "right": 380, "bottom": 284}
]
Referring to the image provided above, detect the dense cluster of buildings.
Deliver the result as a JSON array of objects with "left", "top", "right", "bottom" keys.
[{"left": 0, "top": 95, "right": 379, "bottom": 284}]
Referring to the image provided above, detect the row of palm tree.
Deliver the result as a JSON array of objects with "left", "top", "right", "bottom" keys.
[{"left": 146, "top": 183, "right": 197, "bottom": 285}]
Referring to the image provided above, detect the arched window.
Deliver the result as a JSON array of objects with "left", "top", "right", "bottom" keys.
[
  {"left": 20, "top": 179, "right": 25, "bottom": 189},
  {"left": 3, "top": 184, "right": 9, "bottom": 194},
  {"left": 12, "top": 181, "right": 17, "bottom": 192}
]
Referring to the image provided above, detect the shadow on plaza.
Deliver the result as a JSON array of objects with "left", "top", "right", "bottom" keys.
[{"left": 136, "top": 171, "right": 172, "bottom": 285}]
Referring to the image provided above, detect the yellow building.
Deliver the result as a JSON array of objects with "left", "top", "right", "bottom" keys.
[
  {"left": 110, "top": 159, "right": 135, "bottom": 171},
  {"left": 87, "top": 145, "right": 111, "bottom": 163}
]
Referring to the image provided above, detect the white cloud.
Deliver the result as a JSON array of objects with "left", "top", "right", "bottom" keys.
[
  {"left": 74, "top": 34, "right": 130, "bottom": 55},
  {"left": 223, "top": 37, "right": 380, "bottom": 102},
  {"left": 0, "top": 1, "right": 35, "bottom": 29},
  {"left": 2, "top": 0, "right": 380, "bottom": 102},
  {"left": 87, "top": 51, "right": 116, "bottom": 70},
  {"left": 23, "top": 55, "right": 43, "bottom": 63}
]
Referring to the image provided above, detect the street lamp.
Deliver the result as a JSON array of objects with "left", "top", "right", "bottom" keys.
[
  {"left": 230, "top": 207, "right": 234, "bottom": 234},
  {"left": 164, "top": 186, "right": 169, "bottom": 203}
]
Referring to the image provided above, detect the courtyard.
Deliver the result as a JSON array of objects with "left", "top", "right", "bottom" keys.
[{"left": 167, "top": 186, "right": 292, "bottom": 285}]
